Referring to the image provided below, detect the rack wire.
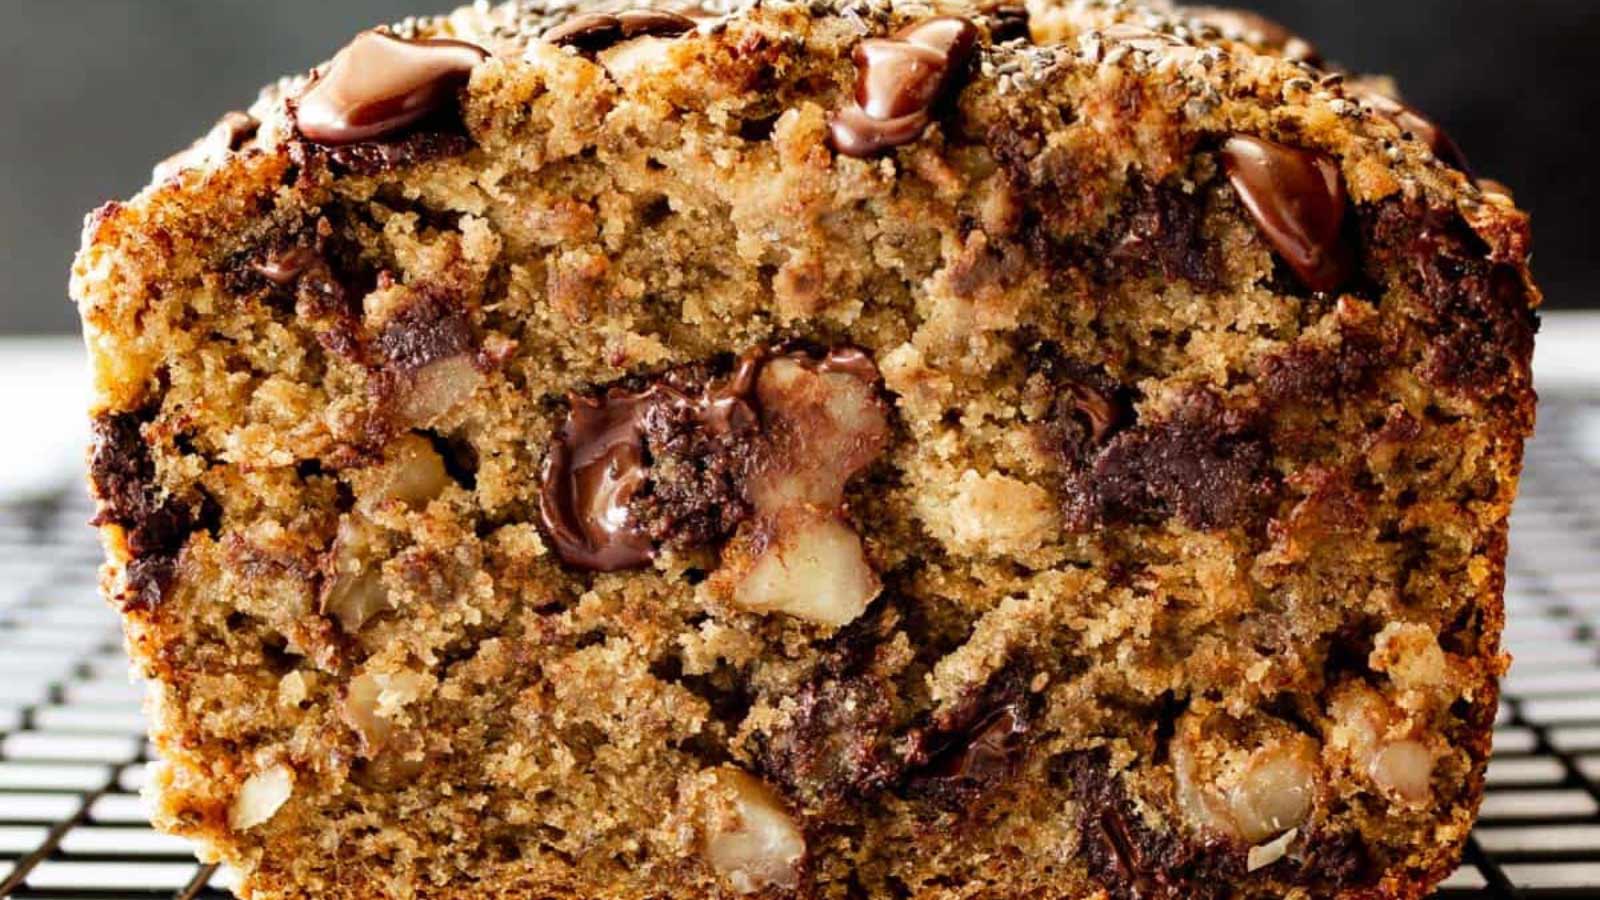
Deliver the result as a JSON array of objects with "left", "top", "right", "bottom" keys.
[{"left": 4, "top": 397, "right": 1600, "bottom": 898}]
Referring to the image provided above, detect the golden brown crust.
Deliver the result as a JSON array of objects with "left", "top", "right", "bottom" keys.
[{"left": 71, "top": 1, "right": 1535, "bottom": 898}]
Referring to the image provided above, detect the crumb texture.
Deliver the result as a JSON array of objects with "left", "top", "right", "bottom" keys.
[{"left": 71, "top": 0, "right": 1536, "bottom": 898}]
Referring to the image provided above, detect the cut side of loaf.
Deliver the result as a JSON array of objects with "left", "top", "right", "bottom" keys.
[{"left": 71, "top": 1, "right": 1537, "bottom": 897}]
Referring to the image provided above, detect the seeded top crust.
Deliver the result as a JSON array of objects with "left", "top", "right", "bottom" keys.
[{"left": 72, "top": 1, "right": 1536, "bottom": 898}]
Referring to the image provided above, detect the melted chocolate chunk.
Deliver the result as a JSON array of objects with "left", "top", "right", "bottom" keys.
[
  {"left": 1353, "top": 88, "right": 1472, "bottom": 174},
  {"left": 543, "top": 8, "right": 695, "bottom": 51},
  {"left": 540, "top": 390, "right": 660, "bottom": 571},
  {"left": 985, "top": 4, "right": 1030, "bottom": 43},
  {"left": 1106, "top": 181, "right": 1220, "bottom": 289},
  {"left": 1029, "top": 347, "right": 1130, "bottom": 463},
  {"left": 753, "top": 603, "right": 913, "bottom": 810},
  {"left": 1063, "top": 389, "right": 1272, "bottom": 533},
  {"left": 1258, "top": 328, "right": 1384, "bottom": 406},
  {"left": 756, "top": 668, "right": 906, "bottom": 809},
  {"left": 829, "top": 16, "right": 979, "bottom": 158},
  {"left": 1059, "top": 751, "right": 1374, "bottom": 899},
  {"left": 295, "top": 30, "right": 488, "bottom": 146},
  {"left": 251, "top": 246, "right": 321, "bottom": 286},
  {"left": 1361, "top": 199, "right": 1535, "bottom": 393},
  {"left": 89, "top": 409, "right": 202, "bottom": 611},
  {"left": 1221, "top": 135, "right": 1354, "bottom": 294},
  {"left": 375, "top": 289, "right": 474, "bottom": 372},
  {"left": 929, "top": 705, "right": 1028, "bottom": 781},
  {"left": 320, "top": 131, "right": 476, "bottom": 176},
  {"left": 538, "top": 346, "right": 882, "bottom": 572}
]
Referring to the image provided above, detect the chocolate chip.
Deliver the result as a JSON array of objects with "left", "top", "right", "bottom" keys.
[
  {"left": 1029, "top": 347, "right": 1129, "bottom": 463},
  {"left": 1221, "top": 135, "right": 1354, "bottom": 294},
  {"left": 826, "top": 106, "right": 930, "bottom": 158},
  {"left": 1360, "top": 199, "right": 1535, "bottom": 393},
  {"left": 985, "top": 4, "right": 1030, "bottom": 43},
  {"left": 89, "top": 409, "right": 206, "bottom": 611},
  {"left": 1061, "top": 382, "right": 1121, "bottom": 445},
  {"left": 853, "top": 39, "right": 950, "bottom": 119},
  {"left": 251, "top": 246, "right": 321, "bottom": 286},
  {"left": 1353, "top": 88, "right": 1471, "bottom": 174},
  {"left": 929, "top": 705, "right": 1028, "bottom": 781},
  {"left": 1062, "top": 389, "right": 1272, "bottom": 533},
  {"left": 538, "top": 347, "right": 882, "bottom": 571},
  {"left": 1105, "top": 181, "right": 1220, "bottom": 289},
  {"left": 544, "top": 9, "right": 695, "bottom": 52},
  {"left": 295, "top": 30, "right": 488, "bottom": 146},
  {"left": 539, "top": 389, "right": 658, "bottom": 572},
  {"left": 543, "top": 12, "right": 624, "bottom": 49},
  {"left": 617, "top": 9, "right": 697, "bottom": 38},
  {"left": 828, "top": 16, "right": 979, "bottom": 158}
]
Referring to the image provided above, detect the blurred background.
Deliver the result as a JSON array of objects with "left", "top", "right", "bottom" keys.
[{"left": 2, "top": 0, "right": 1597, "bottom": 334}]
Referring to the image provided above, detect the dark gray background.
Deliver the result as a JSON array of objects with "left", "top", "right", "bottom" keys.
[{"left": 5, "top": 1, "right": 1596, "bottom": 334}]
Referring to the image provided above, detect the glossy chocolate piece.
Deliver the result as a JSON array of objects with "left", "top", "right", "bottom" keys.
[
  {"left": 829, "top": 16, "right": 978, "bottom": 158},
  {"left": 538, "top": 346, "right": 880, "bottom": 571},
  {"left": 296, "top": 30, "right": 488, "bottom": 146},
  {"left": 1221, "top": 135, "right": 1353, "bottom": 294},
  {"left": 1355, "top": 89, "right": 1472, "bottom": 174},
  {"left": 539, "top": 390, "right": 658, "bottom": 571},
  {"left": 544, "top": 8, "right": 695, "bottom": 52},
  {"left": 853, "top": 39, "right": 949, "bottom": 120},
  {"left": 932, "top": 705, "right": 1029, "bottom": 781},
  {"left": 827, "top": 105, "right": 930, "bottom": 159},
  {"left": 985, "top": 4, "right": 1030, "bottom": 43},
  {"left": 250, "top": 246, "right": 321, "bottom": 286}
]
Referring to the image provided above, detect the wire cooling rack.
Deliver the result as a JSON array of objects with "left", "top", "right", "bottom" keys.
[{"left": 4, "top": 399, "right": 1600, "bottom": 899}]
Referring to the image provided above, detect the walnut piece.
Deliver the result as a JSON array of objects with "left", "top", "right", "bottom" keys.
[
  {"left": 731, "top": 511, "right": 879, "bottom": 627},
  {"left": 1172, "top": 710, "right": 1320, "bottom": 842},
  {"left": 229, "top": 763, "right": 293, "bottom": 831},
  {"left": 703, "top": 768, "right": 806, "bottom": 894},
  {"left": 342, "top": 669, "right": 428, "bottom": 754},
  {"left": 723, "top": 355, "right": 889, "bottom": 627},
  {"left": 360, "top": 434, "right": 452, "bottom": 512},
  {"left": 1328, "top": 682, "right": 1437, "bottom": 804},
  {"left": 400, "top": 355, "right": 483, "bottom": 425},
  {"left": 321, "top": 518, "right": 391, "bottom": 634}
]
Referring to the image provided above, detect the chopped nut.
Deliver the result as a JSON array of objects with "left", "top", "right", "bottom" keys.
[
  {"left": 1327, "top": 682, "right": 1436, "bottom": 804},
  {"left": 400, "top": 355, "right": 483, "bottom": 425},
  {"left": 718, "top": 352, "right": 889, "bottom": 628},
  {"left": 703, "top": 768, "right": 805, "bottom": 894},
  {"left": 229, "top": 763, "right": 293, "bottom": 831},
  {"left": 749, "top": 356, "right": 890, "bottom": 512},
  {"left": 1370, "top": 622, "right": 1449, "bottom": 693},
  {"left": 320, "top": 518, "right": 391, "bottom": 634},
  {"left": 1246, "top": 826, "right": 1298, "bottom": 872},
  {"left": 278, "top": 671, "right": 309, "bottom": 708},
  {"left": 1172, "top": 709, "right": 1320, "bottom": 842},
  {"left": 924, "top": 469, "right": 1057, "bottom": 556},
  {"left": 1369, "top": 739, "right": 1434, "bottom": 802},
  {"left": 342, "top": 669, "right": 429, "bottom": 754},
  {"left": 731, "top": 511, "right": 879, "bottom": 627},
  {"left": 360, "top": 434, "right": 451, "bottom": 513},
  {"left": 1226, "top": 738, "right": 1318, "bottom": 842}
]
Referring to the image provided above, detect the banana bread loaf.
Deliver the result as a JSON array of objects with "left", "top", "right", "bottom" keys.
[{"left": 71, "top": 1, "right": 1537, "bottom": 897}]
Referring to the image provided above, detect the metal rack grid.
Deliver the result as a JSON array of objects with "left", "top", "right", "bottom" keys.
[{"left": 4, "top": 399, "right": 1600, "bottom": 899}]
